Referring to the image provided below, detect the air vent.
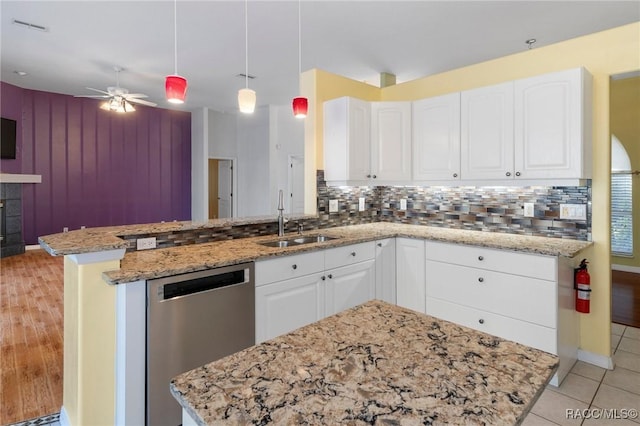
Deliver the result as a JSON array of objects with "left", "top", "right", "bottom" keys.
[
  {"left": 236, "top": 73, "right": 256, "bottom": 80},
  {"left": 12, "top": 19, "right": 49, "bottom": 32}
]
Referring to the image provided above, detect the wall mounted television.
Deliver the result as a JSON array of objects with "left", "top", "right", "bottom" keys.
[{"left": 1, "top": 117, "right": 17, "bottom": 159}]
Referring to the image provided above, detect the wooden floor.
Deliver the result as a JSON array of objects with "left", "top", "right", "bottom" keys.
[
  {"left": 612, "top": 269, "right": 640, "bottom": 328},
  {"left": 0, "top": 250, "right": 637, "bottom": 424},
  {"left": 0, "top": 250, "right": 63, "bottom": 426}
]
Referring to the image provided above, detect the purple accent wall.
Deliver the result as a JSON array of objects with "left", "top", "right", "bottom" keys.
[
  {"left": 1, "top": 82, "right": 191, "bottom": 244},
  {"left": 0, "top": 82, "right": 24, "bottom": 174}
]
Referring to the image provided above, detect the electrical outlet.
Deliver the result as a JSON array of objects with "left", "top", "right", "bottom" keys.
[
  {"left": 524, "top": 203, "right": 535, "bottom": 217},
  {"left": 137, "top": 237, "right": 157, "bottom": 250},
  {"left": 400, "top": 199, "right": 407, "bottom": 211},
  {"left": 80, "top": 225, "right": 86, "bottom": 229},
  {"left": 359, "top": 197, "right": 365, "bottom": 211},
  {"left": 329, "top": 199, "right": 339, "bottom": 213},
  {"left": 560, "top": 204, "right": 587, "bottom": 220},
  {"left": 63, "top": 227, "right": 69, "bottom": 233}
]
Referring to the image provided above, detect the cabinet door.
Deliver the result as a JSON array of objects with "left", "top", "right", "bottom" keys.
[
  {"left": 255, "top": 274, "right": 325, "bottom": 343},
  {"left": 412, "top": 93, "right": 461, "bottom": 180},
  {"left": 325, "top": 260, "right": 375, "bottom": 316},
  {"left": 461, "top": 82, "right": 514, "bottom": 180},
  {"left": 514, "top": 68, "right": 590, "bottom": 179},
  {"left": 323, "top": 97, "right": 371, "bottom": 182},
  {"left": 371, "top": 102, "right": 412, "bottom": 181},
  {"left": 395, "top": 238, "right": 426, "bottom": 314},
  {"left": 375, "top": 238, "right": 396, "bottom": 304}
]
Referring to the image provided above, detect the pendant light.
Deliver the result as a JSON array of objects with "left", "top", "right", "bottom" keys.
[
  {"left": 165, "top": 0, "right": 187, "bottom": 104},
  {"left": 292, "top": 0, "right": 307, "bottom": 118},
  {"left": 238, "top": 0, "right": 256, "bottom": 113}
]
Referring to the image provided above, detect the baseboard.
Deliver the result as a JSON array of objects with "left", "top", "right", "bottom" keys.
[
  {"left": 612, "top": 264, "right": 640, "bottom": 274},
  {"left": 59, "top": 406, "right": 70, "bottom": 426},
  {"left": 25, "top": 244, "right": 41, "bottom": 251},
  {"left": 577, "top": 349, "right": 614, "bottom": 370}
]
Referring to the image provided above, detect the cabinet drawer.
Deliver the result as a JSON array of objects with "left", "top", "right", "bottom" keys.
[
  {"left": 427, "top": 297, "right": 557, "bottom": 354},
  {"left": 255, "top": 251, "right": 324, "bottom": 286},
  {"left": 324, "top": 242, "right": 375, "bottom": 270},
  {"left": 425, "top": 241, "right": 557, "bottom": 281},
  {"left": 425, "top": 260, "right": 557, "bottom": 328}
]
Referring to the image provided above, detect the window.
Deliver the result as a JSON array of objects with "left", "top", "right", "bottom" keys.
[{"left": 611, "top": 135, "right": 633, "bottom": 256}]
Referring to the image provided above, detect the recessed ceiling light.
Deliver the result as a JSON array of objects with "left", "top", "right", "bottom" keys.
[
  {"left": 14, "top": 70, "right": 28, "bottom": 76},
  {"left": 12, "top": 19, "right": 49, "bottom": 32}
]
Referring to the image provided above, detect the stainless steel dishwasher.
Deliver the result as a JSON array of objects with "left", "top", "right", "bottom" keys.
[{"left": 146, "top": 262, "right": 255, "bottom": 426}]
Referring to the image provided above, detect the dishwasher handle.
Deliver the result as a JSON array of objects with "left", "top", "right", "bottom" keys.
[{"left": 158, "top": 268, "right": 248, "bottom": 301}]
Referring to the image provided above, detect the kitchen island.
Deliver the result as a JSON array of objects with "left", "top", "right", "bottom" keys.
[{"left": 171, "top": 300, "right": 559, "bottom": 425}]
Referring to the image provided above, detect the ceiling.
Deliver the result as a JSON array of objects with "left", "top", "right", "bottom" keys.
[{"left": 1, "top": 1, "right": 639, "bottom": 113}]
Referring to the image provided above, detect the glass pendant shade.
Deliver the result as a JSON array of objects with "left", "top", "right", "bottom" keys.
[
  {"left": 238, "top": 88, "right": 256, "bottom": 113},
  {"left": 292, "top": 97, "right": 308, "bottom": 118},
  {"left": 165, "top": 75, "right": 187, "bottom": 104}
]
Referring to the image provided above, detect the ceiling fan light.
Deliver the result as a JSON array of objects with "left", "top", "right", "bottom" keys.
[
  {"left": 238, "top": 88, "right": 256, "bottom": 113},
  {"left": 292, "top": 97, "right": 308, "bottom": 118},
  {"left": 100, "top": 101, "right": 112, "bottom": 111},
  {"left": 165, "top": 75, "right": 187, "bottom": 104}
]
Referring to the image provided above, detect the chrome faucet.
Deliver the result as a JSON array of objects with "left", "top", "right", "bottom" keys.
[{"left": 277, "top": 190, "right": 287, "bottom": 236}]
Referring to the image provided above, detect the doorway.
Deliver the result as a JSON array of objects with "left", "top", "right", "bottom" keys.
[{"left": 208, "top": 158, "right": 235, "bottom": 219}]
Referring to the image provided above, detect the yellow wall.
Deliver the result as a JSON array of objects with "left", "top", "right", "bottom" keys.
[
  {"left": 611, "top": 76, "right": 640, "bottom": 268},
  {"left": 64, "top": 257, "right": 120, "bottom": 426},
  {"left": 306, "top": 22, "right": 640, "bottom": 358}
]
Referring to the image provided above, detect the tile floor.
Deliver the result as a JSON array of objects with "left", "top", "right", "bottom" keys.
[
  {"left": 524, "top": 323, "right": 640, "bottom": 426},
  {"left": 12, "top": 324, "right": 640, "bottom": 426}
]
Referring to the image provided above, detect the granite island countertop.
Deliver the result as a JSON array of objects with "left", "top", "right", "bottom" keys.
[
  {"left": 40, "top": 219, "right": 592, "bottom": 284},
  {"left": 170, "top": 300, "right": 559, "bottom": 426}
]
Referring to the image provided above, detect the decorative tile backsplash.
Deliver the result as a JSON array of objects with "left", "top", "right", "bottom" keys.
[
  {"left": 123, "top": 170, "right": 591, "bottom": 251},
  {"left": 315, "top": 170, "right": 591, "bottom": 240}
]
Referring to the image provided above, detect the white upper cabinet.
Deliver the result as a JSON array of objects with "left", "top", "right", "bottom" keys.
[
  {"left": 412, "top": 93, "right": 461, "bottom": 180},
  {"left": 461, "top": 82, "right": 515, "bottom": 180},
  {"left": 323, "top": 97, "right": 371, "bottom": 183},
  {"left": 514, "top": 68, "right": 592, "bottom": 179},
  {"left": 371, "top": 102, "right": 412, "bottom": 181}
]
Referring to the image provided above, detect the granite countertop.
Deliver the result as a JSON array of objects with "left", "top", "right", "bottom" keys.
[
  {"left": 170, "top": 300, "right": 559, "bottom": 426},
  {"left": 101, "top": 223, "right": 591, "bottom": 284}
]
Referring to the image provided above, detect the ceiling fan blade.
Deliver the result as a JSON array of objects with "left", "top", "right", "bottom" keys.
[
  {"left": 124, "top": 93, "right": 148, "bottom": 99},
  {"left": 74, "top": 94, "right": 110, "bottom": 98},
  {"left": 84, "top": 87, "right": 111, "bottom": 95},
  {"left": 126, "top": 98, "right": 157, "bottom": 107}
]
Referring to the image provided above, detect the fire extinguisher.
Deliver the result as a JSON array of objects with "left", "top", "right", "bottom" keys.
[{"left": 575, "top": 259, "right": 591, "bottom": 313}]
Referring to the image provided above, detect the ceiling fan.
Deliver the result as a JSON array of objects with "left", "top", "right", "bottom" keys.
[{"left": 74, "top": 67, "right": 157, "bottom": 112}]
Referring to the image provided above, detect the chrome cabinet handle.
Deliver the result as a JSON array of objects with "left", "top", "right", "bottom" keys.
[
  {"left": 479, "top": 319, "right": 485, "bottom": 324},
  {"left": 377, "top": 243, "right": 382, "bottom": 247},
  {"left": 367, "top": 174, "right": 371, "bottom": 178},
  {"left": 453, "top": 173, "right": 458, "bottom": 178},
  {"left": 321, "top": 275, "right": 326, "bottom": 281},
  {"left": 506, "top": 172, "right": 511, "bottom": 177},
  {"left": 478, "top": 256, "right": 484, "bottom": 261},
  {"left": 372, "top": 175, "right": 377, "bottom": 179},
  {"left": 515, "top": 172, "right": 521, "bottom": 177},
  {"left": 292, "top": 264, "right": 297, "bottom": 270},
  {"left": 328, "top": 274, "right": 333, "bottom": 279},
  {"left": 478, "top": 277, "right": 484, "bottom": 283},
  {"left": 351, "top": 252, "right": 356, "bottom": 257}
]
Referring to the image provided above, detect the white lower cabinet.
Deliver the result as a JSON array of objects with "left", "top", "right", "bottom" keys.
[
  {"left": 375, "top": 238, "right": 396, "bottom": 304},
  {"left": 325, "top": 260, "right": 375, "bottom": 316},
  {"left": 255, "top": 242, "right": 376, "bottom": 343},
  {"left": 424, "top": 241, "right": 578, "bottom": 386},
  {"left": 395, "top": 238, "right": 426, "bottom": 314}
]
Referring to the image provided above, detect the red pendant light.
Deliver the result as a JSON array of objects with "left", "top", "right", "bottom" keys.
[
  {"left": 165, "top": 0, "right": 187, "bottom": 104},
  {"left": 292, "top": 97, "right": 308, "bottom": 118},
  {"left": 292, "top": 0, "right": 307, "bottom": 118}
]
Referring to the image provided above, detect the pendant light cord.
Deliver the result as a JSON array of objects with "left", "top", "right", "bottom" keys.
[
  {"left": 298, "top": 0, "right": 302, "bottom": 79},
  {"left": 173, "top": 0, "right": 178, "bottom": 75},
  {"left": 245, "top": 0, "right": 249, "bottom": 89}
]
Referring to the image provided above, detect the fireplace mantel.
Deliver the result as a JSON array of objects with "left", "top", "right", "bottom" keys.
[{"left": 0, "top": 173, "right": 42, "bottom": 184}]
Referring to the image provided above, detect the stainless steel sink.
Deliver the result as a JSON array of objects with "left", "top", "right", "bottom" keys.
[{"left": 259, "top": 235, "right": 338, "bottom": 248}]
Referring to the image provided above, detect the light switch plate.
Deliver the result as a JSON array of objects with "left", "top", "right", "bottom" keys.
[
  {"left": 400, "top": 199, "right": 407, "bottom": 211},
  {"left": 358, "top": 197, "right": 365, "bottom": 211},
  {"left": 329, "top": 199, "right": 339, "bottom": 213},
  {"left": 560, "top": 204, "right": 587, "bottom": 220},
  {"left": 524, "top": 203, "right": 535, "bottom": 217},
  {"left": 137, "top": 237, "right": 157, "bottom": 250}
]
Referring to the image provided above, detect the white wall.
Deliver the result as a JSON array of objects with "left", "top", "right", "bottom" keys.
[
  {"left": 236, "top": 107, "right": 270, "bottom": 217},
  {"left": 269, "top": 105, "right": 305, "bottom": 213},
  {"left": 208, "top": 110, "right": 238, "bottom": 158}
]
